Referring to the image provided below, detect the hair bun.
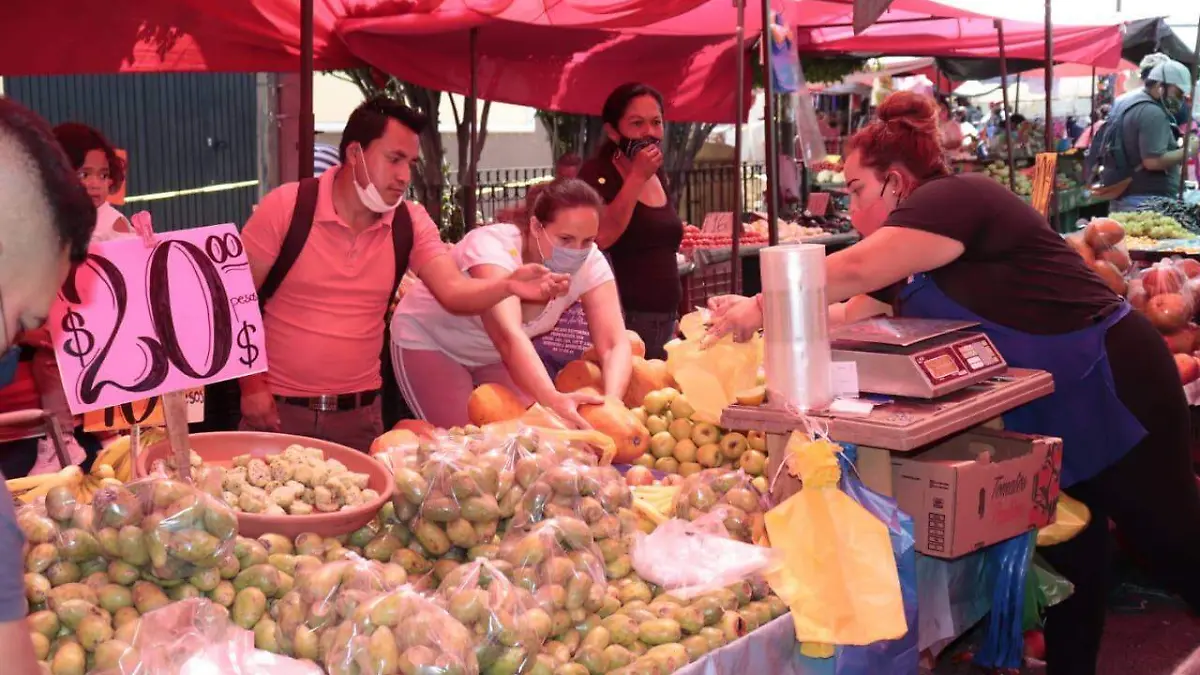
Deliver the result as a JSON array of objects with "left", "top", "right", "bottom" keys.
[{"left": 877, "top": 91, "right": 938, "bottom": 125}]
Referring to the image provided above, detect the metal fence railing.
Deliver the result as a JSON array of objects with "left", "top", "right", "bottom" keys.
[{"left": 437, "top": 162, "right": 766, "bottom": 231}]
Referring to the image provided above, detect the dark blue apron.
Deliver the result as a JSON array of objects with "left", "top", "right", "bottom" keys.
[{"left": 896, "top": 273, "right": 1145, "bottom": 488}]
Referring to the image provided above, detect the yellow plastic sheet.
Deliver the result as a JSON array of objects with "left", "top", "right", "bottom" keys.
[
  {"left": 483, "top": 405, "right": 617, "bottom": 465},
  {"left": 764, "top": 432, "right": 907, "bottom": 653},
  {"left": 1036, "top": 494, "right": 1091, "bottom": 547},
  {"left": 664, "top": 310, "right": 763, "bottom": 421}
]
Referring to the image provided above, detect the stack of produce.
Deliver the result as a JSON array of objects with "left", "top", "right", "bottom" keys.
[
  {"left": 983, "top": 162, "right": 1033, "bottom": 196},
  {"left": 1065, "top": 217, "right": 1200, "bottom": 385},
  {"left": 626, "top": 387, "right": 768, "bottom": 487},
  {"left": 1109, "top": 211, "right": 1192, "bottom": 243},
  {"left": 678, "top": 224, "right": 769, "bottom": 253},
  {"left": 19, "top": 476, "right": 242, "bottom": 674},
  {"left": 1131, "top": 197, "right": 1200, "bottom": 234},
  {"left": 7, "top": 430, "right": 160, "bottom": 506},
  {"left": 671, "top": 469, "right": 768, "bottom": 544}
]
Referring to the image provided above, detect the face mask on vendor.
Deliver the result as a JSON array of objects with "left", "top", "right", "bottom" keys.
[
  {"left": 351, "top": 144, "right": 404, "bottom": 214},
  {"left": 845, "top": 161, "right": 906, "bottom": 237},
  {"left": 533, "top": 221, "right": 591, "bottom": 275}
]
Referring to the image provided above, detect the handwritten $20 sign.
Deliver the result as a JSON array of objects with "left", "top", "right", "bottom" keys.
[{"left": 50, "top": 223, "right": 267, "bottom": 415}]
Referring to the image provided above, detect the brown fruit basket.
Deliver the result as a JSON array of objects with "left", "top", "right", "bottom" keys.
[{"left": 138, "top": 431, "right": 394, "bottom": 539}]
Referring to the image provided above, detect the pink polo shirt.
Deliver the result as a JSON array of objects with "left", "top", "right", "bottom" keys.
[{"left": 242, "top": 168, "right": 447, "bottom": 397}]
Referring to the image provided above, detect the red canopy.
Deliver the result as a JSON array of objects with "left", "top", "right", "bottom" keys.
[
  {"left": 786, "top": 0, "right": 1126, "bottom": 68},
  {"left": 337, "top": 0, "right": 760, "bottom": 123}
]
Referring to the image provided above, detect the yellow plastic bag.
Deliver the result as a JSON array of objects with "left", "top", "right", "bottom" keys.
[
  {"left": 1036, "top": 494, "right": 1091, "bottom": 547},
  {"left": 664, "top": 310, "right": 763, "bottom": 421},
  {"left": 482, "top": 405, "right": 618, "bottom": 465},
  {"left": 764, "top": 432, "right": 907, "bottom": 654}
]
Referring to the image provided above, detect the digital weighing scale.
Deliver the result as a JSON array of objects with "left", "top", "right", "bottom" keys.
[{"left": 830, "top": 318, "right": 1008, "bottom": 399}]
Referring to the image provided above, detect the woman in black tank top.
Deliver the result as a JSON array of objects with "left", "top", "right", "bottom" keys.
[{"left": 578, "top": 83, "right": 684, "bottom": 360}]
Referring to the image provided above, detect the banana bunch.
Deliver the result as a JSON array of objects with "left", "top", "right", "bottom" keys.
[
  {"left": 631, "top": 484, "right": 680, "bottom": 527},
  {"left": 93, "top": 428, "right": 166, "bottom": 482}
]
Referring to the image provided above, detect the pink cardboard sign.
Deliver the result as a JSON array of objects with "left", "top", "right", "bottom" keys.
[{"left": 49, "top": 224, "right": 268, "bottom": 415}]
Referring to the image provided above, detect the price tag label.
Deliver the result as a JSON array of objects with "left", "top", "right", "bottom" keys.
[
  {"left": 701, "top": 212, "right": 735, "bottom": 235},
  {"left": 83, "top": 388, "right": 205, "bottom": 432},
  {"left": 807, "top": 192, "right": 832, "bottom": 216},
  {"left": 50, "top": 224, "right": 268, "bottom": 415}
]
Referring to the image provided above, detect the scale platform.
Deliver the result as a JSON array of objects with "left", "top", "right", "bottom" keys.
[
  {"left": 831, "top": 318, "right": 1008, "bottom": 399},
  {"left": 722, "top": 367, "right": 1054, "bottom": 452}
]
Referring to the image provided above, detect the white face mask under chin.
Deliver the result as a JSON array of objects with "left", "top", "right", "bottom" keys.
[{"left": 352, "top": 151, "right": 404, "bottom": 214}]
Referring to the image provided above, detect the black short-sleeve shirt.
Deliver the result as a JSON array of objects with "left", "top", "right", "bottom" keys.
[
  {"left": 578, "top": 158, "right": 683, "bottom": 314},
  {"left": 872, "top": 173, "right": 1122, "bottom": 335}
]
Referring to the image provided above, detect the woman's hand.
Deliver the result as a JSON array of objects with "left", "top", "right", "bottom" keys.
[
  {"left": 545, "top": 390, "right": 603, "bottom": 429},
  {"left": 706, "top": 294, "right": 763, "bottom": 342},
  {"left": 506, "top": 264, "right": 571, "bottom": 303},
  {"left": 613, "top": 145, "right": 663, "bottom": 183}
]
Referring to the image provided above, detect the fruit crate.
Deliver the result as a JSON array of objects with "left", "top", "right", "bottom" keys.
[{"left": 680, "top": 260, "right": 734, "bottom": 314}]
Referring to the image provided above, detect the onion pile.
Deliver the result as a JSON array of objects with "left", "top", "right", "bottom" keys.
[{"left": 1067, "top": 218, "right": 1200, "bottom": 385}]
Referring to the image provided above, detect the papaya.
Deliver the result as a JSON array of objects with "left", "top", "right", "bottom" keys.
[
  {"left": 467, "top": 383, "right": 526, "bottom": 426},
  {"left": 622, "top": 358, "right": 674, "bottom": 409},
  {"left": 556, "top": 360, "right": 604, "bottom": 393},
  {"left": 580, "top": 397, "right": 651, "bottom": 464}
]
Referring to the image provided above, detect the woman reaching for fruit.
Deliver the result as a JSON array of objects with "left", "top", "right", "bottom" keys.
[
  {"left": 708, "top": 91, "right": 1200, "bottom": 675},
  {"left": 391, "top": 178, "right": 630, "bottom": 429}
]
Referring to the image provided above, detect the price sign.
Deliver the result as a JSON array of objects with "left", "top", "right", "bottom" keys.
[
  {"left": 807, "top": 192, "right": 832, "bottom": 216},
  {"left": 83, "top": 388, "right": 205, "bottom": 432},
  {"left": 50, "top": 224, "right": 268, "bottom": 415},
  {"left": 701, "top": 212, "right": 735, "bottom": 235}
]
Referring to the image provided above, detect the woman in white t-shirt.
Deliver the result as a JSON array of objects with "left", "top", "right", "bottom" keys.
[
  {"left": 391, "top": 179, "right": 631, "bottom": 428},
  {"left": 52, "top": 123, "right": 133, "bottom": 242}
]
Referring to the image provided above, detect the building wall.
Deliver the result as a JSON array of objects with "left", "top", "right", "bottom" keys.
[{"left": 4, "top": 73, "right": 258, "bottom": 231}]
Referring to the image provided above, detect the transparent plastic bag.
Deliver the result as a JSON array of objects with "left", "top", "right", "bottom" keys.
[
  {"left": 510, "top": 459, "right": 631, "bottom": 535},
  {"left": 497, "top": 517, "right": 610, "bottom": 621},
  {"left": 436, "top": 558, "right": 548, "bottom": 674},
  {"left": 630, "top": 509, "right": 778, "bottom": 599},
  {"left": 322, "top": 584, "right": 479, "bottom": 675},
  {"left": 90, "top": 597, "right": 324, "bottom": 675},
  {"left": 1134, "top": 258, "right": 1198, "bottom": 340},
  {"left": 89, "top": 477, "right": 239, "bottom": 582},
  {"left": 672, "top": 468, "right": 768, "bottom": 543}
]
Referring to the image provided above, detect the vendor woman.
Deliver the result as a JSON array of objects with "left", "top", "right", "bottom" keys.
[
  {"left": 709, "top": 91, "right": 1200, "bottom": 675},
  {"left": 391, "top": 179, "right": 630, "bottom": 429}
]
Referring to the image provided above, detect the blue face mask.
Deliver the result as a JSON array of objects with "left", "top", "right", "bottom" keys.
[
  {"left": 536, "top": 224, "right": 590, "bottom": 275},
  {"left": 0, "top": 346, "right": 19, "bottom": 389}
]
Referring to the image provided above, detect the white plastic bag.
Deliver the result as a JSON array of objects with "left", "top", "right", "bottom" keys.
[
  {"left": 630, "top": 508, "right": 778, "bottom": 599},
  {"left": 94, "top": 598, "right": 324, "bottom": 675}
]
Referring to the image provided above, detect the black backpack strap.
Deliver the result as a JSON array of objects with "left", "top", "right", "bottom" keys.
[
  {"left": 258, "top": 178, "right": 320, "bottom": 308},
  {"left": 389, "top": 203, "right": 415, "bottom": 300},
  {"left": 380, "top": 203, "right": 417, "bottom": 429}
]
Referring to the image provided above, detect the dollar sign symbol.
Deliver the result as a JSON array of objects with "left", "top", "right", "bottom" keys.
[
  {"left": 237, "top": 321, "right": 259, "bottom": 367},
  {"left": 60, "top": 309, "right": 95, "bottom": 369}
]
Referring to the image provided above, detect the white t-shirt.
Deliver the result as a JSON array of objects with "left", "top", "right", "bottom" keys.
[
  {"left": 391, "top": 223, "right": 614, "bottom": 367},
  {"left": 91, "top": 203, "right": 134, "bottom": 244}
]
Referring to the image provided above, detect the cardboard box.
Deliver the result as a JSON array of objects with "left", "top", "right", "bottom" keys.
[{"left": 891, "top": 428, "right": 1063, "bottom": 559}]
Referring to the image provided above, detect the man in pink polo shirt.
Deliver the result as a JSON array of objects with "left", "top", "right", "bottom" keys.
[{"left": 239, "top": 97, "right": 567, "bottom": 450}]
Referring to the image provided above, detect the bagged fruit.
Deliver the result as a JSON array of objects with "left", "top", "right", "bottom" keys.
[
  {"left": 630, "top": 510, "right": 779, "bottom": 599},
  {"left": 322, "top": 585, "right": 479, "bottom": 675},
  {"left": 510, "top": 458, "right": 633, "bottom": 540},
  {"left": 483, "top": 405, "right": 620, "bottom": 465},
  {"left": 672, "top": 468, "right": 769, "bottom": 543},
  {"left": 89, "top": 477, "right": 239, "bottom": 581},
  {"left": 436, "top": 558, "right": 547, "bottom": 674},
  {"left": 90, "top": 597, "right": 324, "bottom": 675},
  {"left": 497, "top": 517, "right": 609, "bottom": 617}
]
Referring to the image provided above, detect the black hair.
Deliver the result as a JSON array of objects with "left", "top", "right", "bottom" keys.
[
  {"left": 53, "top": 122, "right": 126, "bottom": 193},
  {"left": 0, "top": 98, "right": 95, "bottom": 263},
  {"left": 339, "top": 95, "right": 429, "bottom": 163},
  {"left": 529, "top": 178, "right": 604, "bottom": 228},
  {"left": 595, "top": 83, "right": 665, "bottom": 159}
]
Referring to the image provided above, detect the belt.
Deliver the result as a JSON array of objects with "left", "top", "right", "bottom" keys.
[{"left": 275, "top": 390, "right": 380, "bottom": 412}]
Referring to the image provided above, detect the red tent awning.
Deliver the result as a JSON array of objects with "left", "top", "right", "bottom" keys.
[
  {"left": 338, "top": 0, "right": 763, "bottom": 123},
  {"left": 786, "top": 0, "right": 1126, "bottom": 68}
]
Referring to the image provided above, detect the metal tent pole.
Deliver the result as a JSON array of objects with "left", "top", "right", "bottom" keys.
[
  {"left": 995, "top": 20, "right": 1018, "bottom": 193},
  {"left": 761, "top": 0, "right": 780, "bottom": 247},
  {"left": 466, "top": 28, "right": 479, "bottom": 230},
  {"left": 1043, "top": 0, "right": 1057, "bottom": 224},
  {"left": 1179, "top": 12, "right": 1200, "bottom": 199},
  {"left": 732, "top": 0, "right": 746, "bottom": 294},
  {"left": 299, "top": 0, "right": 314, "bottom": 179}
]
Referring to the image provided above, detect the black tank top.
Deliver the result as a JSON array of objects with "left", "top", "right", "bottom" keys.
[{"left": 579, "top": 157, "right": 683, "bottom": 314}]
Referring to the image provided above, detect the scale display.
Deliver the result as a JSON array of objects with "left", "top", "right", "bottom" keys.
[{"left": 831, "top": 318, "right": 1008, "bottom": 399}]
